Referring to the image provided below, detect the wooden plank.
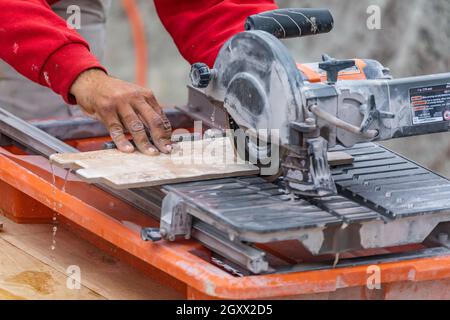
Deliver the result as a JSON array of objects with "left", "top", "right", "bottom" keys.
[
  {"left": 50, "top": 137, "right": 259, "bottom": 189},
  {"left": 0, "top": 237, "right": 102, "bottom": 300},
  {"left": 327, "top": 151, "right": 354, "bottom": 166},
  {"left": 0, "top": 217, "right": 183, "bottom": 300}
]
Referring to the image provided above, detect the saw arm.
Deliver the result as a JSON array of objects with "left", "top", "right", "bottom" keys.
[{"left": 188, "top": 8, "right": 450, "bottom": 197}]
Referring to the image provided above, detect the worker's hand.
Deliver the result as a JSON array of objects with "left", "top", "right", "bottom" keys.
[{"left": 70, "top": 69, "right": 172, "bottom": 155}]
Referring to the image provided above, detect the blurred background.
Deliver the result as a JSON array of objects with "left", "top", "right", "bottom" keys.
[{"left": 104, "top": 0, "right": 450, "bottom": 177}]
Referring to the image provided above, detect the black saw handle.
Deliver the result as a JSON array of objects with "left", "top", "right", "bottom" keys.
[{"left": 245, "top": 8, "right": 334, "bottom": 39}]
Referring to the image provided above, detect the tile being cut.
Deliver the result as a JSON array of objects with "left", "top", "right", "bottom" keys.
[{"left": 50, "top": 137, "right": 259, "bottom": 189}]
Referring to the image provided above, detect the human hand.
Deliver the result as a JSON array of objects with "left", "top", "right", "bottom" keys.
[{"left": 70, "top": 69, "right": 172, "bottom": 155}]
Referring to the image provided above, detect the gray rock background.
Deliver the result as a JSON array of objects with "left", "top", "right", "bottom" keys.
[{"left": 104, "top": 0, "right": 450, "bottom": 177}]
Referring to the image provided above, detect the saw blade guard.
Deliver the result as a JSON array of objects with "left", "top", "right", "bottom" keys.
[
  {"left": 206, "top": 30, "right": 306, "bottom": 152},
  {"left": 203, "top": 30, "right": 339, "bottom": 196}
]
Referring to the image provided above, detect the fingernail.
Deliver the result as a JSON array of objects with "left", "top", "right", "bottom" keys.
[
  {"left": 124, "top": 145, "right": 134, "bottom": 152},
  {"left": 147, "top": 147, "right": 158, "bottom": 155},
  {"left": 165, "top": 144, "right": 172, "bottom": 152}
]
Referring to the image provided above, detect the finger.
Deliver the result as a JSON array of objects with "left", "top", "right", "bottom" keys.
[
  {"left": 99, "top": 110, "right": 134, "bottom": 153},
  {"left": 134, "top": 100, "right": 173, "bottom": 154},
  {"left": 143, "top": 90, "right": 164, "bottom": 116},
  {"left": 142, "top": 90, "right": 172, "bottom": 135},
  {"left": 118, "top": 105, "right": 159, "bottom": 156},
  {"left": 143, "top": 92, "right": 174, "bottom": 141},
  {"left": 135, "top": 113, "right": 172, "bottom": 152}
]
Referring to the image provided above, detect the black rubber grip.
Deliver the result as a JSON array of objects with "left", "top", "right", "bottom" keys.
[{"left": 245, "top": 8, "right": 334, "bottom": 39}]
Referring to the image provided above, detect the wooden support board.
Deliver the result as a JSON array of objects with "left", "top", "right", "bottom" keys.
[
  {"left": 0, "top": 216, "right": 182, "bottom": 300},
  {"left": 50, "top": 137, "right": 259, "bottom": 189},
  {"left": 0, "top": 236, "right": 101, "bottom": 300}
]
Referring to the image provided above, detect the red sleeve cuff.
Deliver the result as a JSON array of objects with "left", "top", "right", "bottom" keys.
[{"left": 39, "top": 43, "right": 107, "bottom": 104}]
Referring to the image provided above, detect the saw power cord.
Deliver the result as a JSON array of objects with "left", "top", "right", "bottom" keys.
[{"left": 121, "top": 0, "right": 149, "bottom": 87}]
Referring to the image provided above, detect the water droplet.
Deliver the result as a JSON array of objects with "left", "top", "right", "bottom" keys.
[
  {"left": 51, "top": 245, "right": 55, "bottom": 251},
  {"left": 385, "top": 192, "right": 392, "bottom": 198}
]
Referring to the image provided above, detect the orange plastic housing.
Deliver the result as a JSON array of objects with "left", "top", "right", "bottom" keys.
[{"left": 297, "top": 59, "right": 368, "bottom": 83}]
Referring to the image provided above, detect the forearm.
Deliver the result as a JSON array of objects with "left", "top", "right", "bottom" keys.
[
  {"left": 154, "top": 0, "right": 278, "bottom": 67},
  {"left": 0, "top": 0, "right": 106, "bottom": 104}
]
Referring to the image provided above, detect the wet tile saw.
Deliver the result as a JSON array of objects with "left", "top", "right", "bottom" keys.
[
  {"left": 1, "top": 7, "right": 449, "bottom": 276},
  {"left": 143, "top": 8, "right": 450, "bottom": 274}
]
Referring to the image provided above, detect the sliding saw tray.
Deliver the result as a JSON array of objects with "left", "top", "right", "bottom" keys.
[{"left": 162, "top": 142, "right": 450, "bottom": 257}]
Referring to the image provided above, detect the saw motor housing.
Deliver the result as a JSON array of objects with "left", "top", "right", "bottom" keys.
[{"left": 189, "top": 8, "right": 450, "bottom": 197}]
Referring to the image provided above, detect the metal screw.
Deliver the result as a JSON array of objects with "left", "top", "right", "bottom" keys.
[
  {"left": 305, "top": 118, "right": 316, "bottom": 126},
  {"left": 141, "top": 228, "right": 163, "bottom": 242}
]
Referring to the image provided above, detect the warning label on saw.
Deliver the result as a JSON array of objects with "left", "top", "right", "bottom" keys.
[{"left": 410, "top": 83, "right": 450, "bottom": 124}]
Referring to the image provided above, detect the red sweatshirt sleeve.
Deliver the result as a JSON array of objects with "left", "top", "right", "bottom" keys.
[
  {"left": 0, "top": 0, "right": 106, "bottom": 104},
  {"left": 154, "top": 0, "right": 278, "bottom": 67}
]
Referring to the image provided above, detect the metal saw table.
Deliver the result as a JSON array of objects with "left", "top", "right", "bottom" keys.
[{"left": 157, "top": 142, "right": 450, "bottom": 274}]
